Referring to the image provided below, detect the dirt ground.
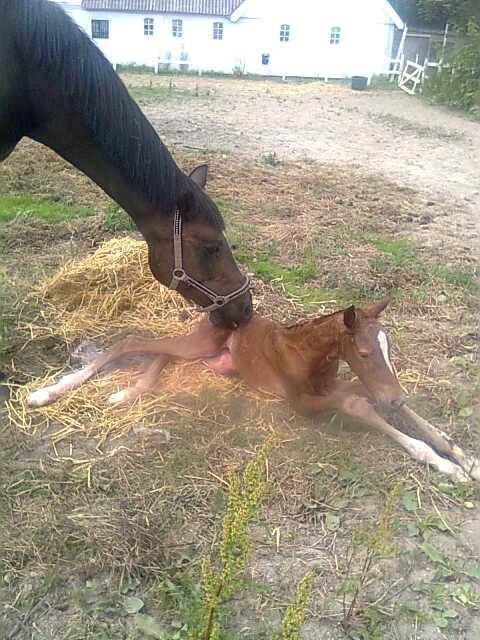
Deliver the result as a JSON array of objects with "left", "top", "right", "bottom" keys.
[
  {"left": 0, "top": 75, "right": 479, "bottom": 640},
  {"left": 138, "top": 75, "right": 479, "bottom": 251}
]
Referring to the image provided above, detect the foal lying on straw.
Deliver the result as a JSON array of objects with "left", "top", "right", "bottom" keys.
[{"left": 28, "top": 299, "right": 479, "bottom": 482}]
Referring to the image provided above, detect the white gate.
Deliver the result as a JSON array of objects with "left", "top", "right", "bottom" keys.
[{"left": 398, "top": 60, "right": 425, "bottom": 95}]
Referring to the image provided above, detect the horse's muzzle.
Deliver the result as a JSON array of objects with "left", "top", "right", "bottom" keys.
[{"left": 209, "top": 292, "right": 253, "bottom": 329}]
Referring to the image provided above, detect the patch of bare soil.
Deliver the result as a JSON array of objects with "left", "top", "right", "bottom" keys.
[{"left": 127, "top": 73, "right": 479, "bottom": 252}]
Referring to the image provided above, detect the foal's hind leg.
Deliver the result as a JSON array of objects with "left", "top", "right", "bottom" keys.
[
  {"left": 107, "top": 354, "right": 170, "bottom": 406},
  {"left": 27, "top": 319, "right": 229, "bottom": 407}
]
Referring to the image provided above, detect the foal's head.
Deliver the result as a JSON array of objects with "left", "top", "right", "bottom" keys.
[
  {"left": 140, "top": 165, "right": 252, "bottom": 329},
  {"left": 340, "top": 299, "right": 405, "bottom": 410}
]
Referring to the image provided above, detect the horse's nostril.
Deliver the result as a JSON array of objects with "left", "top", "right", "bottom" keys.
[
  {"left": 243, "top": 303, "right": 253, "bottom": 318},
  {"left": 391, "top": 397, "right": 405, "bottom": 409}
]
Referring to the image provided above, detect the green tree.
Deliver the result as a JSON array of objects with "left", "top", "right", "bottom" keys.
[{"left": 391, "top": 0, "right": 480, "bottom": 32}]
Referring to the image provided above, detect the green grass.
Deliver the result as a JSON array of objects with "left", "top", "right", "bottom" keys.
[
  {"left": 102, "top": 204, "right": 136, "bottom": 232},
  {"left": 360, "top": 232, "right": 415, "bottom": 265},
  {"left": 367, "top": 112, "right": 465, "bottom": 141},
  {"left": 0, "top": 194, "right": 95, "bottom": 223},
  {"left": 246, "top": 253, "right": 316, "bottom": 285},
  {"left": 360, "top": 232, "right": 477, "bottom": 293},
  {"left": 427, "top": 264, "right": 476, "bottom": 288}
]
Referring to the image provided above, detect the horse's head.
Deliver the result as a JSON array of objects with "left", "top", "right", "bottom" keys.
[
  {"left": 340, "top": 299, "right": 405, "bottom": 411},
  {"left": 141, "top": 165, "right": 252, "bottom": 329}
]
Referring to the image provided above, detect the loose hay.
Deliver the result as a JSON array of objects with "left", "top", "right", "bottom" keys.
[
  {"left": 28, "top": 237, "right": 198, "bottom": 340},
  {"left": 9, "top": 237, "right": 278, "bottom": 458}
]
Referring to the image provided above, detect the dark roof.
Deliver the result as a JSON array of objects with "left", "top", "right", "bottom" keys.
[{"left": 81, "top": 0, "right": 244, "bottom": 16}]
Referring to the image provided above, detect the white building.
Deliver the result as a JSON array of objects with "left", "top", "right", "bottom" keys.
[{"left": 54, "top": 0, "right": 404, "bottom": 79}]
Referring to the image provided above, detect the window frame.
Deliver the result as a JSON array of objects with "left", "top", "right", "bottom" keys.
[
  {"left": 91, "top": 19, "right": 109, "bottom": 39},
  {"left": 330, "top": 26, "right": 341, "bottom": 45},
  {"left": 213, "top": 21, "right": 224, "bottom": 40},
  {"left": 279, "top": 24, "right": 290, "bottom": 42},
  {"left": 144, "top": 17, "right": 154, "bottom": 36},
  {"left": 172, "top": 18, "right": 183, "bottom": 38}
]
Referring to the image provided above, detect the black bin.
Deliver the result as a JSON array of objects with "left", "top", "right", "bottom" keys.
[{"left": 351, "top": 76, "right": 368, "bottom": 90}]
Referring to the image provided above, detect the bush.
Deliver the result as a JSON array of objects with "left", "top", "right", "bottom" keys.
[{"left": 424, "top": 22, "right": 480, "bottom": 115}]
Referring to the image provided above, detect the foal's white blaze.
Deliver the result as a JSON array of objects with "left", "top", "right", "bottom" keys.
[{"left": 377, "top": 330, "right": 394, "bottom": 374}]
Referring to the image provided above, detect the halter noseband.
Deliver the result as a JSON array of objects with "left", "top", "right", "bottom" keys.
[{"left": 169, "top": 210, "right": 250, "bottom": 312}]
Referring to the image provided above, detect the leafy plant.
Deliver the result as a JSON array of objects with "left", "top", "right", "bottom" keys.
[{"left": 424, "top": 21, "right": 480, "bottom": 115}]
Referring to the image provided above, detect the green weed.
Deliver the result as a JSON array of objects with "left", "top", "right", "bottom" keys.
[
  {"left": 340, "top": 484, "right": 399, "bottom": 637},
  {"left": 189, "top": 438, "right": 271, "bottom": 639},
  {"left": 0, "top": 194, "right": 95, "bottom": 223},
  {"left": 261, "top": 152, "right": 280, "bottom": 166},
  {"left": 427, "top": 264, "right": 475, "bottom": 288}
]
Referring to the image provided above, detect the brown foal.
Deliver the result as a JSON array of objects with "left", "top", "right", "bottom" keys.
[{"left": 27, "top": 299, "right": 479, "bottom": 482}]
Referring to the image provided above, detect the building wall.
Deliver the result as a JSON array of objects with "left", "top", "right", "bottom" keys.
[
  {"left": 54, "top": 0, "right": 399, "bottom": 78},
  {"left": 235, "top": 0, "right": 398, "bottom": 78}
]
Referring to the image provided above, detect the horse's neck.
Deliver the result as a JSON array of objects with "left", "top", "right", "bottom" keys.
[{"left": 31, "top": 112, "right": 165, "bottom": 227}]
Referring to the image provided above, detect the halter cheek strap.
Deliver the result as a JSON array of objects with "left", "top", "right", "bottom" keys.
[{"left": 169, "top": 210, "right": 250, "bottom": 312}]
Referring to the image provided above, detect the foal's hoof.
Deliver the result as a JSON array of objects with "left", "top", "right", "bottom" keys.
[
  {"left": 27, "top": 388, "right": 53, "bottom": 407},
  {"left": 107, "top": 389, "right": 135, "bottom": 405},
  {"left": 468, "top": 459, "right": 480, "bottom": 482}
]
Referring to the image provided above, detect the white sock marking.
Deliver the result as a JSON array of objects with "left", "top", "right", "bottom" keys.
[
  {"left": 377, "top": 330, "right": 394, "bottom": 374},
  {"left": 401, "top": 436, "right": 469, "bottom": 482}
]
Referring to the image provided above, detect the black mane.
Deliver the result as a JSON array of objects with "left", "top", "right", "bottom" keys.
[{"left": 11, "top": 0, "right": 222, "bottom": 227}]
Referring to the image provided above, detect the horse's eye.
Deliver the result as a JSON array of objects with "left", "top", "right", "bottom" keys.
[
  {"left": 204, "top": 244, "right": 220, "bottom": 256},
  {"left": 359, "top": 351, "right": 370, "bottom": 359}
]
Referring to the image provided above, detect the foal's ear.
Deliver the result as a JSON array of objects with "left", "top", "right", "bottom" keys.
[
  {"left": 362, "top": 298, "right": 389, "bottom": 318},
  {"left": 189, "top": 164, "right": 209, "bottom": 189},
  {"left": 343, "top": 305, "right": 357, "bottom": 330}
]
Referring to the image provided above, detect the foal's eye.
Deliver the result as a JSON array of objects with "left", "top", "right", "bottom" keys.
[{"left": 204, "top": 244, "right": 220, "bottom": 257}]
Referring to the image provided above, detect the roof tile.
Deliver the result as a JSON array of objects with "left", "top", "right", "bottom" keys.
[{"left": 81, "top": 0, "right": 244, "bottom": 17}]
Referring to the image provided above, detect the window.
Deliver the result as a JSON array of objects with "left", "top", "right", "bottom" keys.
[
  {"left": 91, "top": 19, "right": 109, "bottom": 39},
  {"left": 213, "top": 21, "right": 224, "bottom": 40},
  {"left": 144, "top": 17, "right": 154, "bottom": 36},
  {"left": 172, "top": 19, "right": 183, "bottom": 38},
  {"left": 330, "top": 26, "right": 341, "bottom": 45},
  {"left": 279, "top": 24, "right": 290, "bottom": 42}
]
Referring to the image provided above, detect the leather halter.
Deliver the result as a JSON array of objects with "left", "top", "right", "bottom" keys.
[{"left": 169, "top": 210, "right": 250, "bottom": 312}]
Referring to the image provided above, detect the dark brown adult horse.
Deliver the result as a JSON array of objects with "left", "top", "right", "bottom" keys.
[{"left": 0, "top": 0, "right": 251, "bottom": 328}]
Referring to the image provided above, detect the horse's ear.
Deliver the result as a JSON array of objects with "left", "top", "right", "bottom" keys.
[
  {"left": 343, "top": 306, "right": 357, "bottom": 330},
  {"left": 189, "top": 164, "right": 208, "bottom": 189},
  {"left": 362, "top": 298, "right": 389, "bottom": 318}
]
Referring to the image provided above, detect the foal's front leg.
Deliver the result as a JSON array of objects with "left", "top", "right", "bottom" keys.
[
  {"left": 294, "top": 382, "right": 470, "bottom": 482},
  {"left": 400, "top": 405, "right": 480, "bottom": 481}
]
